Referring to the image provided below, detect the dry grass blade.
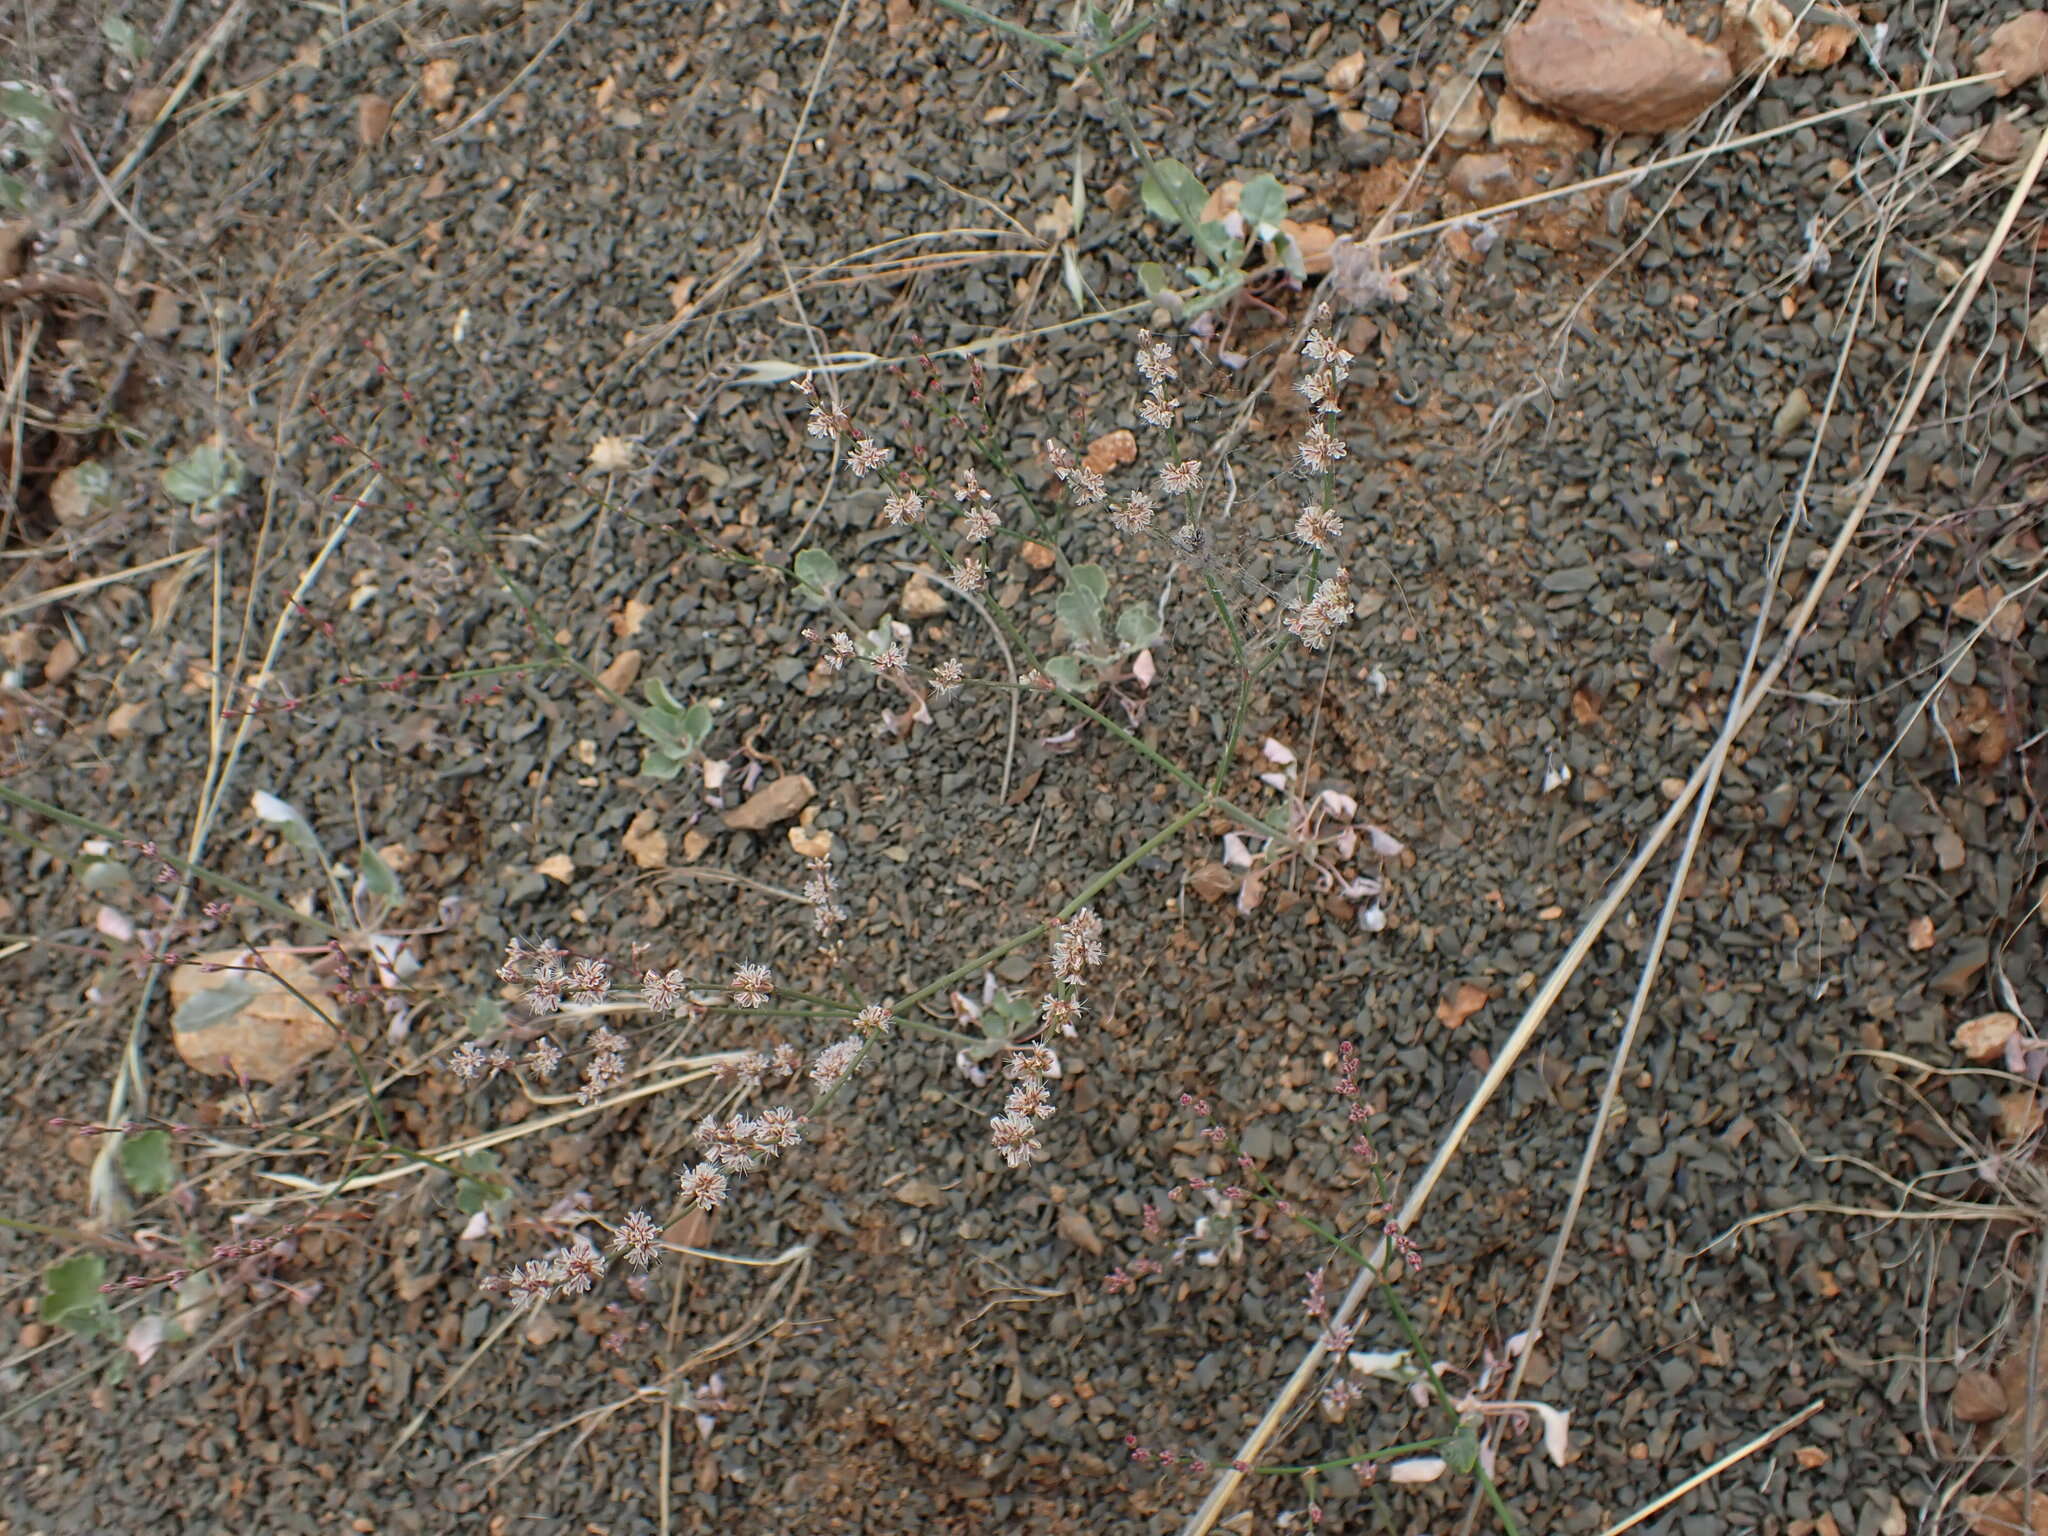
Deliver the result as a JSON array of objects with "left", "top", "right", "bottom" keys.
[
  {"left": 1597, "top": 1399, "right": 1826, "bottom": 1536},
  {"left": 378, "top": 1307, "right": 520, "bottom": 1473},
  {"left": 251, "top": 1058, "right": 742, "bottom": 1197},
  {"left": 1180, "top": 124, "right": 2048, "bottom": 1536},
  {"left": 0, "top": 546, "right": 208, "bottom": 623},
  {"left": 1363, "top": 74, "right": 1997, "bottom": 257},
  {"left": 428, "top": 0, "right": 594, "bottom": 147}
]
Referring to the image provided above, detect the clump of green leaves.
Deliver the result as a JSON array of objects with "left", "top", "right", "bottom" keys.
[
  {"left": 1137, "top": 168, "right": 1307, "bottom": 312},
  {"left": 161, "top": 441, "right": 245, "bottom": 514},
  {"left": 1046, "top": 561, "right": 1161, "bottom": 690},
  {"left": 636, "top": 679, "right": 714, "bottom": 780}
]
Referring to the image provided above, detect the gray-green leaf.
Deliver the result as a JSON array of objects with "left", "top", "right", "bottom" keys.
[
  {"left": 40, "top": 1254, "right": 113, "bottom": 1338},
  {"left": 359, "top": 845, "right": 402, "bottom": 902},
  {"left": 119, "top": 1129, "right": 176, "bottom": 1197},
  {"left": 1066, "top": 563, "right": 1110, "bottom": 605},
  {"left": 1044, "top": 655, "right": 1086, "bottom": 693},
  {"left": 1115, "top": 603, "right": 1162, "bottom": 651},
  {"left": 1276, "top": 229, "right": 1306, "bottom": 283},
  {"left": 793, "top": 547, "right": 840, "bottom": 597},
  {"left": 465, "top": 996, "right": 505, "bottom": 1037},
  {"left": 678, "top": 701, "right": 713, "bottom": 750},
  {"left": 1054, "top": 591, "right": 1106, "bottom": 649},
  {"left": 0, "top": 86, "right": 58, "bottom": 132},
  {"left": 1139, "top": 158, "right": 1206, "bottom": 231},
  {"left": 1238, "top": 173, "right": 1287, "bottom": 237},
  {"left": 102, "top": 16, "right": 148, "bottom": 61},
  {"left": 161, "top": 443, "right": 244, "bottom": 508}
]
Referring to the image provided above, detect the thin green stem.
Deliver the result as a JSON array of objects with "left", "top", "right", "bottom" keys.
[
  {"left": 0, "top": 786, "right": 348, "bottom": 938},
  {"left": 896, "top": 800, "right": 1207, "bottom": 1014},
  {"left": 1251, "top": 1436, "right": 1450, "bottom": 1477},
  {"left": 1287, "top": 1207, "right": 1525, "bottom": 1536},
  {"left": 928, "top": 0, "right": 1079, "bottom": 61}
]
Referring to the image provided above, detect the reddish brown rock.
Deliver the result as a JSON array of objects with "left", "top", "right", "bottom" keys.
[
  {"left": 1505, "top": 0, "right": 1733, "bottom": 133},
  {"left": 170, "top": 947, "right": 353, "bottom": 1082},
  {"left": 1491, "top": 89, "right": 1595, "bottom": 152},
  {"left": 1980, "top": 11, "right": 2048, "bottom": 96},
  {"left": 1426, "top": 66, "right": 1492, "bottom": 148},
  {"left": 1447, "top": 152, "right": 1527, "bottom": 206}
]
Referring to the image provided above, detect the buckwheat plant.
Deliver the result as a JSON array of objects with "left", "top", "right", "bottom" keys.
[{"left": 461, "top": 317, "right": 1382, "bottom": 1293}]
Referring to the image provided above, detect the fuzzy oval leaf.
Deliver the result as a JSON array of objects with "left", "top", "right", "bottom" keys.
[
  {"left": 1115, "top": 603, "right": 1162, "bottom": 650},
  {"left": 642, "top": 746, "right": 686, "bottom": 780},
  {"left": 1276, "top": 228, "right": 1307, "bottom": 282},
  {"left": 1238, "top": 173, "right": 1287, "bottom": 235},
  {"left": 119, "top": 1129, "right": 176, "bottom": 1197},
  {"left": 1140, "top": 158, "right": 1206, "bottom": 228},
  {"left": 0, "top": 85, "right": 59, "bottom": 131},
  {"left": 251, "top": 789, "right": 324, "bottom": 861},
  {"left": 102, "top": 16, "right": 148, "bottom": 61},
  {"left": 678, "top": 702, "right": 713, "bottom": 748},
  {"left": 40, "top": 1254, "right": 111, "bottom": 1335},
  {"left": 1067, "top": 563, "right": 1110, "bottom": 604},
  {"left": 1137, "top": 261, "right": 1172, "bottom": 298},
  {"left": 359, "top": 845, "right": 402, "bottom": 902},
  {"left": 1054, "top": 591, "right": 1106, "bottom": 648},
  {"left": 1044, "top": 655, "right": 1086, "bottom": 693},
  {"left": 162, "top": 443, "right": 244, "bottom": 507},
  {"left": 466, "top": 996, "right": 505, "bottom": 1037},
  {"left": 793, "top": 547, "right": 840, "bottom": 595},
  {"left": 642, "top": 677, "right": 683, "bottom": 714}
]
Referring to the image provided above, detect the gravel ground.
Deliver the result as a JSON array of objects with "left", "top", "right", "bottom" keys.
[{"left": 4, "top": 0, "right": 2048, "bottom": 1533}]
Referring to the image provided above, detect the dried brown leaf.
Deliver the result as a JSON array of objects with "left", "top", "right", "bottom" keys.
[
  {"left": 723, "top": 773, "right": 814, "bottom": 831},
  {"left": 421, "top": 57, "right": 461, "bottom": 110},
  {"left": 622, "top": 810, "right": 669, "bottom": 870},
  {"left": 1996, "top": 1088, "right": 2043, "bottom": 1144},
  {"left": 1057, "top": 1205, "right": 1104, "bottom": 1256},
  {"left": 1954, "top": 1011, "right": 2020, "bottom": 1063},
  {"left": 1962, "top": 1488, "right": 2048, "bottom": 1536},
  {"left": 598, "top": 648, "right": 643, "bottom": 693}
]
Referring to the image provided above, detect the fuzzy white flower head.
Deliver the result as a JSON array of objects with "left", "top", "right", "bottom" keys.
[
  {"left": 881, "top": 488, "right": 925, "bottom": 526},
  {"left": 1291, "top": 504, "right": 1343, "bottom": 554}
]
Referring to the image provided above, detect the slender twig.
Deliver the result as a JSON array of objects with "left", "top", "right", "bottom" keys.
[
  {"left": 1596, "top": 1400, "right": 1825, "bottom": 1536},
  {"left": 0, "top": 546, "right": 210, "bottom": 623},
  {"left": 898, "top": 559, "right": 1021, "bottom": 803}
]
